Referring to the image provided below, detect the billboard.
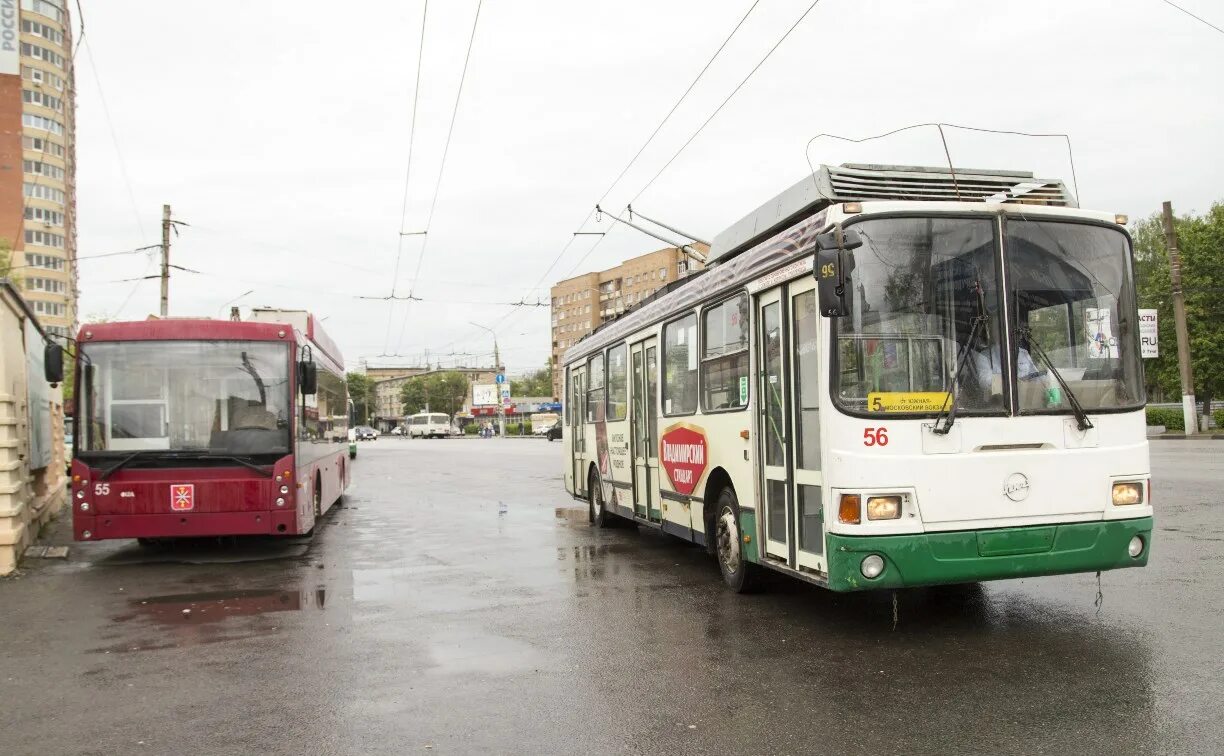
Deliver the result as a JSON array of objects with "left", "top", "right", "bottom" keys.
[
  {"left": 0, "top": 1, "right": 18, "bottom": 76},
  {"left": 1139, "top": 309, "right": 1158, "bottom": 359},
  {"left": 472, "top": 384, "right": 498, "bottom": 406}
]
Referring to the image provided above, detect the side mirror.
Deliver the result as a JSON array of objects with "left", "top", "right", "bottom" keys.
[
  {"left": 44, "top": 343, "right": 64, "bottom": 384},
  {"left": 814, "top": 227, "right": 861, "bottom": 318},
  {"left": 299, "top": 361, "right": 318, "bottom": 395}
]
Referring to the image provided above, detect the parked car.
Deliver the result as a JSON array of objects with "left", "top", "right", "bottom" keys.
[
  {"left": 545, "top": 421, "right": 563, "bottom": 441},
  {"left": 390, "top": 426, "right": 404, "bottom": 436},
  {"left": 355, "top": 426, "right": 378, "bottom": 440}
]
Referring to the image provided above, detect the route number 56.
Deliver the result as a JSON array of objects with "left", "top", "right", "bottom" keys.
[{"left": 862, "top": 427, "right": 888, "bottom": 447}]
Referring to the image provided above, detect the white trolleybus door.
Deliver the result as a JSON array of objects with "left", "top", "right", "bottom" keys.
[
  {"left": 756, "top": 276, "right": 825, "bottom": 574},
  {"left": 630, "top": 338, "right": 661, "bottom": 523},
  {"left": 571, "top": 365, "right": 587, "bottom": 498}
]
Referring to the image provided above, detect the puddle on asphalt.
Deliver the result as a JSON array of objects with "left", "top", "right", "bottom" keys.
[
  {"left": 554, "top": 507, "right": 588, "bottom": 526},
  {"left": 556, "top": 543, "right": 634, "bottom": 561},
  {"left": 425, "top": 633, "right": 541, "bottom": 676},
  {"left": 91, "top": 587, "right": 326, "bottom": 654}
]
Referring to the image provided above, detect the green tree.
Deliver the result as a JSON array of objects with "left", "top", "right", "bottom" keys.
[
  {"left": 399, "top": 371, "right": 470, "bottom": 417},
  {"left": 510, "top": 361, "right": 554, "bottom": 397},
  {"left": 346, "top": 372, "right": 374, "bottom": 424},
  {"left": 0, "top": 238, "right": 17, "bottom": 284},
  {"left": 1133, "top": 203, "right": 1224, "bottom": 412}
]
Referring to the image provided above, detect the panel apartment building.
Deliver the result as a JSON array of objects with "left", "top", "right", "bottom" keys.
[
  {"left": 0, "top": 0, "right": 77, "bottom": 338},
  {"left": 549, "top": 245, "right": 705, "bottom": 397}
]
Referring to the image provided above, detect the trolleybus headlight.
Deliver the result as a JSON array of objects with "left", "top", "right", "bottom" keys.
[
  {"left": 279, "top": 485, "right": 289, "bottom": 495},
  {"left": 76, "top": 489, "right": 84, "bottom": 499},
  {"left": 1112, "top": 482, "right": 1144, "bottom": 506},
  {"left": 1128, "top": 535, "right": 1145, "bottom": 558},
  {"left": 866, "top": 496, "right": 902, "bottom": 520},
  {"left": 861, "top": 554, "right": 885, "bottom": 579},
  {"left": 838, "top": 494, "right": 862, "bottom": 525},
  {"left": 275, "top": 497, "right": 286, "bottom": 507},
  {"left": 80, "top": 502, "right": 89, "bottom": 512}
]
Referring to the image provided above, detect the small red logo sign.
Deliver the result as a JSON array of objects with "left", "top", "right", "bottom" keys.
[
  {"left": 170, "top": 484, "right": 195, "bottom": 512},
  {"left": 660, "top": 424, "right": 708, "bottom": 496}
]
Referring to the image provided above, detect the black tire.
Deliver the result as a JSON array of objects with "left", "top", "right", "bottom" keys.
[
  {"left": 714, "top": 487, "right": 761, "bottom": 593},
  {"left": 313, "top": 474, "right": 323, "bottom": 519},
  {"left": 588, "top": 469, "right": 612, "bottom": 528}
]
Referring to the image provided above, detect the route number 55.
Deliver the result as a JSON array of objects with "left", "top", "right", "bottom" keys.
[{"left": 863, "top": 427, "right": 888, "bottom": 447}]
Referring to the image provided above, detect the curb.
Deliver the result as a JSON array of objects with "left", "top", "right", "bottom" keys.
[{"left": 1149, "top": 434, "right": 1224, "bottom": 441}]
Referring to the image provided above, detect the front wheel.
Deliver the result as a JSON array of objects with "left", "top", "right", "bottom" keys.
[
  {"left": 588, "top": 471, "right": 612, "bottom": 528},
  {"left": 715, "top": 487, "right": 760, "bottom": 593}
]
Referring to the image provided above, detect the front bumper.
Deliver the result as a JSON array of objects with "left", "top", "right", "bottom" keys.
[{"left": 826, "top": 517, "right": 1153, "bottom": 592}]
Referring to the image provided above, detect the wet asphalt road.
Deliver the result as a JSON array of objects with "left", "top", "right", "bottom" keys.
[{"left": 1, "top": 439, "right": 1222, "bottom": 755}]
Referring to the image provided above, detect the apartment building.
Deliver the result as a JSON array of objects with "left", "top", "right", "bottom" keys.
[
  {"left": 0, "top": 0, "right": 77, "bottom": 338},
  {"left": 549, "top": 245, "right": 705, "bottom": 397}
]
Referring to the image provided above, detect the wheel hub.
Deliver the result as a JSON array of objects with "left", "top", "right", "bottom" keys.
[{"left": 716, "top": 508, "right": 741, "bottom": 574}]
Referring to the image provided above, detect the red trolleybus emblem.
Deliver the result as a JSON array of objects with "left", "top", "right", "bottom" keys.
[
  {"left": 660, "top": 424, "right": 708, "bottom": 496},
  {"left": 170, "top": 484, "right": 195, "bottom": 511}
]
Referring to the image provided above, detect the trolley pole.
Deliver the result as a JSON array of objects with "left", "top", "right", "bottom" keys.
[
  {"left": 159, "top": 204, "right": 172, "bottom": 317},
  {"left": 1162, "top": 201, "right": 1198, "bottom": 435}
]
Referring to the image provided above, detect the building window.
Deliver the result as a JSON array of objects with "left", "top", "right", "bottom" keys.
[
  {"left": 25, "top": 206, "right": 64, "bottom": 226},
  {"left": 23, "top": 183, "right": 65, "bottom": 203},
  {"left": 25, "top": 253, "right": 64, "bottom": 270},
  {"left": 23, "top": 159, "right": 65, "bottom": 180},
  {"left": 22, "top": 135, "right": 65, "bottom": 158},
  {"left": 663, "top": 314, "right": 698, "bottom": 415},
  {"left": 22, "top": 66, "right": 64, "bottom": 90},
  {"left": 606, "top": 343, "right": 627, "bottom": 421},
  {"left": 21, "top": 19, "right": 65, "bottom": 45},
  {"left": 21, "top": 0, "right": 65, "bottom": 24},
  {"left": 25, "top": 229, "right": 65, "bottom": 248},
  {"left": 701, "top": 293, "right": 749, "bottom": 411},
  {"left": 23, "top": 89, "right": 64, "bottom": 112},
  {"left": 586, "top": 353, "right": 605, "bottom": 422},
  {"left": 31, "top": 300, "right": 65, "bottom": 317},
  {"left": 658, "top": 267, "right": 666, "bottom": 280},
  {"left": 27, "top": 277, "right": 65, "bottom": 293},
  {"left": 22, "top": 113, "right": 64, "bottom": 135},
  {"left": 19, "top": 42, "right": 63, "bottom": 68}
]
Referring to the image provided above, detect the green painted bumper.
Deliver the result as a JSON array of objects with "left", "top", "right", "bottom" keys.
[{"left": 826, "top": 517, "right": 1153, "bottom": 592}]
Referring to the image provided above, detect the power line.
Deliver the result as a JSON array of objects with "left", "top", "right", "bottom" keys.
[
  {"left": 1159, "top": 0, "right": 1224, "bottom": 36},
  {"left": 509, "top": 1, "right": 761, "bottom": 305},
  {"left": 381, "top": 0, "right": 432, "bottom": 354},
  {"left": 81, "top": 38, "right": 146, "bottom": 241},
  {"left": 628, "top": 0, "right": 826, "bottom": 207},
  {"left": 393, "top": 0, "right": 485, "bottom": 351}
]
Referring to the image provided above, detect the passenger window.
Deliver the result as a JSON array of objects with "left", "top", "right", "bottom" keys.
[
  {"left": 606, "top": 344, "right": 628, "bottom": 421},
  {"left": 586, "top": 354, "right": 605, "bottom": 422},
  {"left": 702, "top": 293, "right": 749, "bottom": 411},
  {"left": 663, "top": 314, "right": 698, "bottom": 415}
]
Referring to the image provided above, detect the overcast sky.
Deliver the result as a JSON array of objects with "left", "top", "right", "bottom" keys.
[{"left": 75, "top": 0, "right": 1224, "bottom": 374}]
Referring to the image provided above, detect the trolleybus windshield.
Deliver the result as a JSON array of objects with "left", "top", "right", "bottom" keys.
[
  {"left": 834, "top": 215, "right": 1143, "bottom": 416},
  {"left": 79, "top": 340, "right": 292, "bottom": 461}
]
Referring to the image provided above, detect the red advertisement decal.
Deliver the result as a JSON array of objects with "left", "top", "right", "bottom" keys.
[
  {"left": 170, "top": 484, "right": 195, "bottom": 512},
  {"left": 660, "top": 424, "right": 708, "bottom": 496}
]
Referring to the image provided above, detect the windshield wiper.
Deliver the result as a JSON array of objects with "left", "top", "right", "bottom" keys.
[
  {"left": 1020, "top": 327, "right": 1094, "bottom": 432},
  {"left": 933, "top": 281, "right": 990, "bottom": 435},
  {"left": 97, "top": 450, "right": 274, "bottom": 478},
  {"left": 98, "top": 450, "right": 149, "bottom": 480}
]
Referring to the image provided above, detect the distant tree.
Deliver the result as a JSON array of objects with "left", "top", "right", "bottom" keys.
[
  {"left": 399, "top": 371, "right": 469, "bottom": 417},
  {"left": 0, "top": 238, "right": 17, "bottom": 284},
  {"left": 346, "top": 372, "right": 374, "bottom": 424},
  {"left": 1133, "top": 203, "right": 1224, "bottom": 413},
  {"left": 510, "top": 361, "right": 553, "bottom": 397}
]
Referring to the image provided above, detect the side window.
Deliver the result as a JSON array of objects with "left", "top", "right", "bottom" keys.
[
  {"left": 702, "top": 293, "right": 749, "bottom": 411},
  {"left": 663, "top": 314, "right": 698, "bottom": 415},
  {"left": 606, "top": 344, "right": 628, "bottom": 421},
  {"left": 586, "top": 354, "right": 605, "bottom": 422}
]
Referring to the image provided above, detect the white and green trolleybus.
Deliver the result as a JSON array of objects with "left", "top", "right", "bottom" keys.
[{"left": 560, "top": 163, "right": 1152, "bottom": 592}]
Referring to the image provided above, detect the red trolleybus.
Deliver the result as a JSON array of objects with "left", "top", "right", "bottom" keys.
[{"left": 70, "top": 310, "right": 350, "bottom": 543}]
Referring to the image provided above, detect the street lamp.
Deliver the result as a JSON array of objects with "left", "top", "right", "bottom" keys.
[{"left": 469, "top": 321, "right": 504, "bottom": 438}]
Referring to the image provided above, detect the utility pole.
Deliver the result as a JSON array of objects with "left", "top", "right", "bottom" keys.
[
  {"left": 494, "top": 335, "right": 505, "bottom": 438},
  {"left": 1162, "top": 201, "right": 1198, "bottom": 435},
  {"left": 159, "top": 204, "right": 171, "bottom": 317}
]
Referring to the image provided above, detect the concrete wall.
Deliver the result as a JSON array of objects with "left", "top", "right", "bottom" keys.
[{"left": 0, "top": 281, "right": 67, "bottom": 575}]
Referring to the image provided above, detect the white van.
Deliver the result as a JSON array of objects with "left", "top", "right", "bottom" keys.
[{"left": 407, "top": 412, "right": 453, "bottom": 439}]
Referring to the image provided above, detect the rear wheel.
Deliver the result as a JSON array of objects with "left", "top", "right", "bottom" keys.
[{"left": 715, "top": 487, "right": 760, "bottom": 593}]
